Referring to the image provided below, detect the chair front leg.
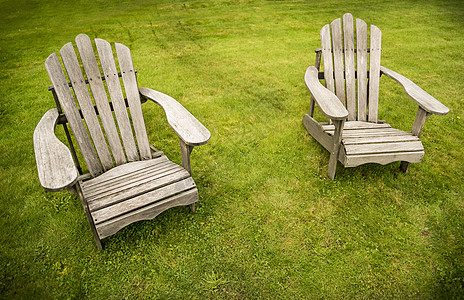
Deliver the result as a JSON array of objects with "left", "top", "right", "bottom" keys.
[
  {"left": 328, "top": 119, "right": 345, "bottom": 179},
  {"left": 179, "top": 138, "right": 196, "bottom": 212},
  {"left": 400, "top": 107, "right": 432, "bottom": 172}
]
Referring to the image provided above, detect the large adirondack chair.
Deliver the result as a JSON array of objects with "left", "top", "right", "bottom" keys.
[
  {"left": 303, "top": 13, "right": 449, "bottom": 179},
  {"left": 33, "top": 34, "right": 210, "bottom": 250}
]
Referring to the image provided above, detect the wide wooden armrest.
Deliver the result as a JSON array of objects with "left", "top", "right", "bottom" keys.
[
  {"left": 33, "top": 108, "right": 79, "bottom": 192},
  {"left": 380, "top": 66, "right": 449, "bottom": 115},
  {"left": 304, "top": 66, "right": 348, "bottom": 120},
  {"left": 139, "top": 87, "right": 211, "bottom": 146}
]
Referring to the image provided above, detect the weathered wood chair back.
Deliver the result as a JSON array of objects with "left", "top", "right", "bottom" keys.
[
  {"left": 45, "top": 34, "right": 152, "bottom": 178},
  {"left": 318, "top": 13, "right": 382, "bottom": 122}
]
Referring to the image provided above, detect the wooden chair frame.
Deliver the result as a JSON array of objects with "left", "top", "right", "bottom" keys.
[
  {"left": 34, "top": 34, "right": 210, "bottom": 249},
  {"left": 303, "top": 13, "right": 449, "bottom": 179}
]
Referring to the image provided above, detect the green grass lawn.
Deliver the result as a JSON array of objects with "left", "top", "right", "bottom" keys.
[{"left": 1, "top": 0, "right": 463, "bottom": 298}]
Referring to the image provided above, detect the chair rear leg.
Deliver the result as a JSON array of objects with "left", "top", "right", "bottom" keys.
[
  {"left": 189, "top": 203, "right": 196, "bottom": 213},
  {"left": 400, "top": 161, "right": 410, "bottom": 173}
]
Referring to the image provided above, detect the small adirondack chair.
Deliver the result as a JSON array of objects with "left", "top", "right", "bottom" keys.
[
  {"left": 33, "top": 34, "right": 211, "bottom": 250},
  {"left": 303, "top": 13, "right": 449, "bottom": 179}
]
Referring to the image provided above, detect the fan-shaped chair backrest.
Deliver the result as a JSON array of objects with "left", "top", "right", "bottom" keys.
[
  {"left": 320, "top": 13, "right": 382, "bottom": 122},
  {"left": 45, "top": 34, "right": 152, "bottom": 177}
]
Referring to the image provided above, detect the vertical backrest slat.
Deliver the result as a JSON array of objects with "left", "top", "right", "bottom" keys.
[
  {"left": 356, "top": 19, "right": 368, "bottom": 121},
  {"left": 95, "top": 38, "right": 139, "bottom": 162},
  {"left": 342, "top": 13, "right": 356, "bottom": 121},
  {"left": 60, "top": 43, "right": 114, "bottom": 171},
  {"left": 330, "top": 18, "right": 346, "bottom": 105},
  {"left": 45, "top": 53, "right": 102, "bottom": 177},
  {"left": 75, "top": 34, "right": 127, "bottom": 166},
  {"left": 320, "top": 24, "right": 335, "bottom": 94},
  {"left": 115, "top": 43, "right": 152, "bottom": 160},
  {"left": 368, "top": 25, "right": 382, "bottom": 122}
]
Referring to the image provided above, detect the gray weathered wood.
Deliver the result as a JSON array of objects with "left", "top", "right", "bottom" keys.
[
  {"left": 331, "top": 18, "right": 346, "bottom": 105},
  {"left": 303, "top": 14, "right": 447, "bottom": 179},
  {"left": 34, "top": 108, "right": 79, "bottom": 191},
  {"left": 95, "top": 38, "right": 139, "bottom": 162},
  {"left": 37, "top": 34, "right": 211, "bottom": 249},
  {"left": 139, "top": 87, "right": 211, "bottom": 146},
  {"left": 342, "top": 135, "right": 419, "bottom": 145},
  {"left": 116, "top": 42, "right": 152, "bottom": 160},
  {"left": 380, "top": 66, "right": 449, "bottom": 115},
  {"left": 320, "top": 24, "right": 335, "bottom": 93},
  {"left": 344, "top": 141, "right": 423, "bottom": 155},
  {"left": 91, "top": 177, "right": 196, "bottom": 224},
  {"left": 304, "top": 66, "right": 348, "bottom": 120},
  {"left": 302, "top": 114, "right": 332, "bottom": 151},
  {"left": 343, "top": 13, "right": 356, "bottom": 120},
  {"left": 75, "top": 183, "right": 102, "bottom": 250},
  {"left": 368, "top": 25, "right": 382, "bottom": 122},
  {"left": 321, "top": 121, "right": 390, "bottom": 131},
  {"left": 356, "top": 18, "right": 368, "bottom": 121},
  {"left": 45, "top": 53, "right": 102, "bottom": 177},
  {"left": 75, "top": 34, "right": 127, "bottom": 166},
  {"left": 180, "top": 138, "right": 194, "bottom": 175},
  {"left": 96, "top": 189, "right": 198, "bottom": 239},
  {"left": 87, "top": 169, "right": 191, "bottom": 212},
  {"left": 343, "top": 151, "right": 424, "bottom": 167},
  {"left": 328, "top": 119, "right": 345, "bottom": 179},
  {"left": 60, "top": 42, "right": 114, "bottom": 171}
]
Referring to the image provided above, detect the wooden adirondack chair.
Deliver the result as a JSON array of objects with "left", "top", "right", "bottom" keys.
[
  {"left": 303, "top": 13, "right": 449, "bottom": 179},
  {"left": 33, "top": 34, "right": 211, "bottom": 250}
]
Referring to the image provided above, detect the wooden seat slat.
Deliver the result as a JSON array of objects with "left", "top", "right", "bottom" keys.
[
  {"left": 85, "top": 164, "right": 186, "bottom": 205},
  {"left": 95, "top": 189, "right": 198, "bottom": 239},
  {"left": 91, "top": 177, "right": 196, "bottom": 224},
  {"left": 343, "top": 151, "right": 424, "bottom": 168},
  {"left": 84, "top": 162, "right": 181, "bottom": 199},
  {"left": 344, "top": 141, "right": 424, "bottom": 155},
  {"left": 342, "top": 135, "right": 419, "bottom": 145}
]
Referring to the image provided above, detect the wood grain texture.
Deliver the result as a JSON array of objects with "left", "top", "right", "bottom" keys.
[
  {"left": 368, "top": 25, "right": 382, "bottom": 122},
  {"left": 302, "top": 114, "right": 332, "bottom": 151},
  {"left": 356, "top": 18, "right": 368, "bottom": 121},
  {"left": 139, "top": 87, "right": 211, "bottom": 146},
  {"left": 320, "top": 24, "right": 335, "bottom": 93},
  {"left": 328, "top": 119, "right": 345, "bottom": 179},
  {"left": 96, "top": 189, "right": 198, "bottom": 239},
  {"left": 343, "top": 151, "right": 424, "bottom": 167},
  {"left": 95, "top": 38, "right": 139, "bottom": 162},
  {"left": 75, "top": 34, "right": 127, "bottom": 166},
  {"left": 116, "top": 42, "right": 152, "bottom": 160},
  {"left": 343, "top": 13, "right": 356, "bottom": 120},
  {"left": 330, "top": 18, "right": 346, "bottom": 105},
  {"left": 60, "top": 42, "right": 114, "bottom": 171},
  {"left": 411, "top": 107, "right": 432, "bottom": 137},
  {"left": 304, "top": 66, "right": 348, "bottom": 120},
  {"left": 34, "top": 108, "right": 79, "bottom": 191},
  {"left": 45, "top": 53, "right": 102, "bottom": 176},
  {"left": 380, "top": 66, "right": 449, "bottom": 115},
  {"left": 91, "top": 177, "right": 196, "bottom": 224}
]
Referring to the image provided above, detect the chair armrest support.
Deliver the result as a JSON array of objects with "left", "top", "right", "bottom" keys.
[
  {"left": 305, "top": 66, "right": 348, "bottom": 120},
  {"left": 380, "top": 66, "right": 449, "bottom": 115},
  {"left": 139, "top": 87, "right": 211, "bottom": 147},
  {"left": 34, "top": 108, "right": 79, "bottom": 192}
]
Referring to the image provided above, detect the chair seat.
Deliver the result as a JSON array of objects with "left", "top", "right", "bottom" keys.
[
  {"left": 79, "top": 156, "right": 198, "bottom": 239},
  {"left": 323, "top": 121, "right": 424, "bottom": 167}
]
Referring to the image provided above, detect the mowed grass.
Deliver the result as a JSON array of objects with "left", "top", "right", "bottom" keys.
[{"left": 1, "top": 0, "right": 463, "bottom": 298}]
